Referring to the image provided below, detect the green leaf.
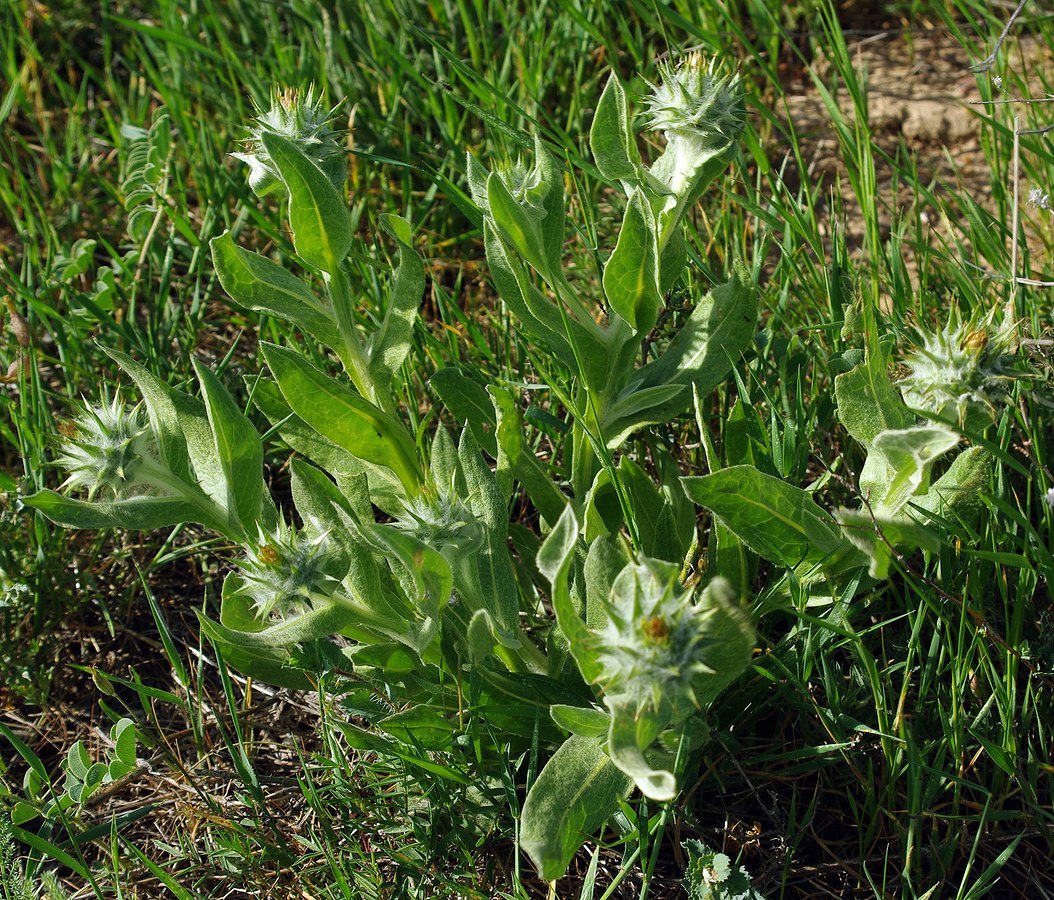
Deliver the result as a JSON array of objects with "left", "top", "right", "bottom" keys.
[
  {"left": 103, "top": 348, "right": 251, "bottom": 534},
  {"left": 101, "top": 348, "right": 195, "bottom": 488},
  {"left": 491, "top": 385, "right": 567, "bottom": 525},
  {"left": 210, "top": 232, "right": 341, "bottom": 347},
  {"left": 251, "top": 378, "right": 403, "bottom": 515},
  {"left": 360, "top": 525, "right": 449, "bottom": 654},
  {"left": 911, "top": 446, "right": 994, "bottom": 519},
  {"left": 459, "top": 428, "right": 520, "bottom": 636},
  {"left": 582, "top": 468, "right": 620, "bottom": 543},
  {"left": 467, "top": 607, "right": 503, "bottom": 661},
  {"left": 263, "top": 342, "right": 422, "bottom": 492},
  {"left": 349, "top": 642, "right": 417, "bottom": 674},
  {"left": 526, "top": 137, "right": 567, "bottom": 274},
  {"left": 11, "top": 825, "right": 93, "bottom": 881},
  {"left": 487, "top": 170, "right": 547, "bottom": 275},
  {"left": 286, "top": 463, "right": 429, "bottom": 649},
  {"left": 67, "top": 742, "right": 91, "bottom": 780},
  {"left": 428, "top": 425, "right": 465, "bottom": 497},
  {"left": 430, "top": 367, "right": 497, "bottom": 457},
  {"left": 833, "top": 350, "right": 918, "bottom": 509},
  {"left": 483, "top": 220, "right": 609, "bottom": 389},
  {"left": 368, "top": 214, "right": 423, "bottom": 394},
  {"left": 538, "top": 506, "right": 603, "bottom": 684},
  {"left": 289, "top": 457, "right": 360, "bottom": 536},
  {"left": 112, "top": 719, "right": 137, "bottom": 768},
  {"left": 483, "top": 218, "right": 568, "bottom": 359},
  {"left": 867, "top": 425, "right": 960, "bottom": 515},
  {"left": 590, "top": 73, "right": 641, "bottom": 183},
  {"left": 198, "top": 608, "right": 326, "bottom": 692},
  {"left": 690, "top": 577, "right": 756, "bottom": 708},
  {"left": 550, "top": 704, "right": 610, "bottom": 738},
  {"left": 602, "top": 382, "right": 686, "bottom": 448},
  {"left": 834, "top": 508, "right": 940, "bottom": 579},
  {"left": 638, "top": 265, "right": 756, "bottom": 394},
  {"left": 192, "top": 358, "right": 268, "bottom": 534},
  {"left": 682, "top": 466, "right": 853, "bottom": 572},
  {"left": 336, "top": 721, "right": 471, "bottom": 784},
  {"left": 376, "top": 707, "right": 455, "bottom": 750},
  {"left": 22, "top": 490, "right": 211, "bottom": 533},
  {"left": 584, "top": 535, "right": 628, "bottom": 631},
  {"left": 11, "top": 802, "right": 39, "bottom": 826},
  {"left": 618, "top": 456, "right": 681, "bottom": 561},
  {"left": 261, "top": 131, "right": 352, "bottom": 273},
  {"left": 520, "top": 734, "right": 634, "bottom": 881},
  {"left": 55, "top": 237, "right": 97, "bottom": 282},
  {"left": 466, "top": 152, "right": 490, "bottom": 209},
  {"left": 707, "top": 516, "right": 751, "bottom": 598},
  {"left": 834, "top": 352, "right": 912, "bottom": 451},
  {"left": 605, "top": 695, "right": 674, "bottom": 800},
  {"left": 603, "top": 188, "right": 661, "bottom": 334}
]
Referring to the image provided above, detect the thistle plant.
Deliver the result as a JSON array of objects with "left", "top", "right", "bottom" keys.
[
  {"left": 54, "top": 397, "right": 161, "bottom": 501},
  {"left": 466, "top": 53, "right": 756, "bottom": 514},
  {"left": 238, "top": 518, "right": 346, "bottom": 621},
  {"left": 232, "top": 85, "right": 345, "bottom": 198},
  {"left": 897, "top": 307, "right": 1018, "bottom": 429},
  {"left": 23, "top": 67, "right": 760, "bottom": 883},
  {"left": 645, "top": 54, "right": 746, "bottom": 249},
  {"left": 684, "top": 300, "right": 1013, "bottom": 589}
]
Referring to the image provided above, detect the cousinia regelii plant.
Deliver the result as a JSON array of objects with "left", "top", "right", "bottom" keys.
[
  {"left": 23, "top": 61, "right": 760, "bottom": 882},
  {"left": 684, "top": 292, "right": 1023, "bottom": 608}
]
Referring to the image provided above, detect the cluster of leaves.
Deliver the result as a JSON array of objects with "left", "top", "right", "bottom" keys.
[
  {"left": 687, "top": 303, "right": 1008, "bottom": 604},
  {"left": 11, "top": 720, "right": 137, "bottom": 826},
  {"left": 20, "top": 52, "right": 1022, "bottom": 886}
]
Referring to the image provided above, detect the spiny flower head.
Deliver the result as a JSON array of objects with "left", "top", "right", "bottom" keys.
[
  {"left": 238, "top": 518, "right": 345, "bottom": 621},
  {"left": 645, "top": 53, "right": 744, "bottom": 147},
  {"left": 393, "top": 491, "right": 484, "bottom": 556},
  {"left": 232, "top": 85, "right": 345, "bottom": 198},
  {"left": 898, "top": 308, "right": 1018, "bottom": 428},
  {"left": 54, "top": 396, "right": 160, "bottom": 501},
  {"left": 591, "top": 563, "right": 753, "bottom": 724}
]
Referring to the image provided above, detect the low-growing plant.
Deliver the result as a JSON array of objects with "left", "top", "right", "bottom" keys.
[
  {"left": 18, "top": 53, "right": 1022, "bottom": 889},
  {"left": 686, "top": 296, "right": 1023, "bottom": 606},
  {"left": 9, "top": 719, "right": 138, "bottom": 828}
]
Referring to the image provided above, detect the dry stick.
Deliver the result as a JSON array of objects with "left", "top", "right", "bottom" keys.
[
  {"left": 1010, "top": 114, "right": 1021, "bottom": 324},
  {"left": 971, "top": 0, "right": 1030, "bottom": 73}
]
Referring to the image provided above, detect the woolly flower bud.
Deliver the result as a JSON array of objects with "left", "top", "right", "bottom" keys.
[
  {"left": 495, "top": 159, "right": 539, "bottom": 206},
  {"left": 645, "top": 53, "right": 744, "bottom": 149},
  {"left": 898, "top": 310, "right": 1017, "bottom": 428},
  {"left": 392, "top": 490, "right": 485, "bottom": 605},
  {"left": 238, "top": 518, "right": 345, "bottom": 621},
  {"left": 394, "top": 492, "right": 484, "bottom": 556},
  {"left": 232, "top": 85, "right": 345, "bottom": 198},
  {"left": 54, "top": 397, "right": 162, "bottom": 501},
  {"left": 592, "top": 562, "right": 753, "bottom": 724}
]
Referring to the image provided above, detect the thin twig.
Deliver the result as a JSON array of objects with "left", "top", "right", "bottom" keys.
[
  {"left": 970, "top": 95, "right": 1054, "bottom": 105},
  {"left": 971, "top": 0, "right": 1030, "bottom": 73},
  {"left": 1017, "top": 123, "right": 1054, "bottom": 135},
  {"left": 1010, "top": 115, "right": 1021, "bottom": 323}
]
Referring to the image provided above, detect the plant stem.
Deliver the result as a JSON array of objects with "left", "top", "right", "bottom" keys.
[{"left": 327, "top": 266, "right": 389, "bottom": 412}]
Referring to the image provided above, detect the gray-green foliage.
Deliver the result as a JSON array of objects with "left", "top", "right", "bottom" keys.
[
  {"left": 11, "top": 719, "right": 137, "bottom": 828},
  {"left": 24, "top": 67, "right": 761, "bottom": 883},
  {"left": 686, "top": 304, "right": 1007, "bottom": 591},
  {"left": 682, "top": 839, "right": 764, "bottom": 900}
]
